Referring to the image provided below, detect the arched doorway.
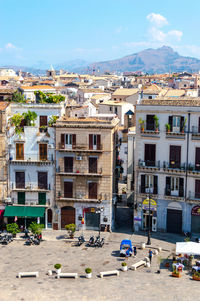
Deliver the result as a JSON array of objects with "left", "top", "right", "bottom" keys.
[
  {"left": 167, "top": 202, "right": 182, "bottom": 234},
  {"left": 47, "top": 209, "right": 52, "bottom": 228},
  {"left": 191, "top": 206, "right": 200, "bottom": 234},
  {"left": 61, "top": 206, "right": 75, "bottom": 229}
]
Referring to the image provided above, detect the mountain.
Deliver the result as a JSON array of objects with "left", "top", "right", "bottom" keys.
[
  {"left": 1, "top": 65, "right": 46, "bottom": 76},
  {"left": 87, "top": 46, "right": 200, "bottom": 74},
  {"left": 55, "top": 59, "right": 89, "bottom": 72}
]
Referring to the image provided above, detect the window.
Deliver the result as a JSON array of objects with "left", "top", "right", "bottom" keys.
[
  {"left": 196, "top": 148, "right": 200, "bottom": 170},
  {"left": 64, "top": 157, "right": 73, "bottom": 172},
  {"left": 146, "top": 115, "right": 155, "bottom": 131},
  {"left": 169, "top": 116, "right": 185, "bottom": 133},
  {"left": 141, "top": 175, "right": 158, "bottom": 194},
  {"left": 88, "top": 182, "right": 97, "bottom": 199},
  {"left": 171, "top": 177, "right": 179, "bottom": 196},
  {"left": 18, "top": 192, "right": 25, "bottom": 204},
  {"left": 38, "top": 172, "right": 48, "bottom": 190},
  {"left": 148, "top": 96, "right": 152, "bottom": 99},
  {"left": 144, "top": 144, "right": 156, "bottom": 166},
  {"left": 38, "top": 192, "right": 46, "bottom": 205},
  {"left": 109, "top": 107, "right": 112, "bottom": 112},
  {"left": 89, "top": 157, "right": 97, "bottom": 173},
  {"left": 40, "top": 116, "right": 47, "bottom": 127},
  {"left": 60, "top": 134, "right": 76, "bottom": 149},
  {"left": 64, "top": 181, "right": 73, "bottom": 198},
  {"left": 89, "top": 134, "right": 101, "bottom": 150},
  {"left": 16, "top": 143, "right": 24, "bottom": 160},
  {"left": 170, "top": 145, "right": 181, "bottom": 168},
  {"left": 16, "top": 172, "right": 25, "bottom": 189},
  {"left": 115, "top": 107, "right": 118, "bottom": 114},
  {"left": 39, "top": 144, "right": 47, "bottom": 161},
  {"left": 166, "top": 176, "right": 184, "bottom": 197}
]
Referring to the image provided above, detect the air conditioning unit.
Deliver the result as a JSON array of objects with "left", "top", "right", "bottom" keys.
[
  {"left": 76, "top": 156, "right": 82, "bottom": 161},
  {"left": 48, "top": 144, "right": 54, "bottom": 149}
]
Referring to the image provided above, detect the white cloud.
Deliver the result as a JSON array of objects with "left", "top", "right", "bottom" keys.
[
  {"left": 147, "top": 13, "right": 168, "bottom": 27},
  {"left": 168, "top": 30, "right": 183, "bottom": 41},
  {"left": 5, "top": 43, "right": 17, "bottom": 49}
]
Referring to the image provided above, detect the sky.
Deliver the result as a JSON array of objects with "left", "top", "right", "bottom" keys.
[{"left": 1, "top": 0, "right": 200, "bottom": 67}]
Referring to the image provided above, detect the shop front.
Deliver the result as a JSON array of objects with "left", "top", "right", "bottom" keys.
[
  {"left": 4, "top": 206, "right": 46, "bottom": 229},
  {"left": 191, "top": 206, "right": 200, "bottom": 234},
  {"left": 142, "top": 198, "right": 157, "bottom": 232}
]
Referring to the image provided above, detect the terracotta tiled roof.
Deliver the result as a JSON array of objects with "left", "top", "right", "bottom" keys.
[
  {"left": 141, "top": 97, "right": 200, "bottom": 106},
  {"left": 20, "top": 85, "right": 55, "bottom": 90},
  {"left": 112, "top": 88, "right": 139, "bottom": 96}
]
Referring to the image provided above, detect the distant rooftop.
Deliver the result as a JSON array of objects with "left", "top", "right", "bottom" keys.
[
  {"left": 112, "top": 88, "right": 139, "bottom": 96},
  {"left": 140, "top": 97, "right": 200, "bottom": 107},
  {"left": 55, "top": 115, "right": 119, "bottom": 128}
]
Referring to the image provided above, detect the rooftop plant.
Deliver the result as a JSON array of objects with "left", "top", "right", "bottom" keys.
[
  {"left": 22, "top": 110, "right": 37, "bottom": 126},
  {"left": 48, "top": 115, "right": 59, "bottom": 126},
  {"left": 11, "top": 91, "right": 26, "bottom": 103},
  {"left": 34, "top": 90, "right": 65, "bottom": 103}
]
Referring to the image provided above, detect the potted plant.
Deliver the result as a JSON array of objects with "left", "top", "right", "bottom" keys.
[
  {"left": 85, "top": 267, "right": 92, "bottom": 278},
  {"left": 39, "top": 125, "right": 48, "bottom": 133},
  {"left": 6, "top": 223, "right": 20, "bottom": 238},
  {"left": 28, "top": 222, "right": 44, "bottom": 235},
  {"left": 193, "top": 271, "right": 200, "bottom": 281},
  {"left": 138, "top": 118, "right": 145, "bottom": 132},
  {"left": 181, "top": 117, "right": 187, "bottom": 133},
  {"left": 65, "top": 223, "right": 76, "bottom": 238},
  {"left": 153, "top": 115, "right": 159, "bottom": 132},
  {"left": 54, "top": 263, "right": 62, "bottom": 274},
  {"left": 172, "top": 270, "right": 181, "bottom": 278},
  {"left": 165, "top": 123, "right": 170, "bottom": 133},
  {"left": 121, "top": 262, "right": 128, "bottom": 271}
]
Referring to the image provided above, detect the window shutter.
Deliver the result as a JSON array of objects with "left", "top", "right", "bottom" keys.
[
  {"left": 61, "top": 134, "right": 65, "bottom": 149},
  {"left": 166, "top": 177, "right": 171, "bottom": 196},
  {"left": 40, "top": 116, "right": 47, "bottom": 127},
  {"left": 179, "top": 178, "right": 184, "bottom": 197},
  {"left": 180, "top": 116, "right": 184, "bottom": 132},
  {"left": 72, "top": 134, "right": 76, "bottom": 149},
  {"left": 141, "top": 175, "right": 145, "bottom": 193},
  {"left": 169, "top": 116, "right": 173, "bottom": 131},
  {"left": 198, "top": 117, "right": 200, "bottom": 133},
  {"left": 97, "top": 135, "right": 101, "bottom": 150},
  {"left": 89, "top": 134, "right": 93, "bottom": 150},
  {"left": 154, "top": 175, "right": 158, "bottom": 194}
]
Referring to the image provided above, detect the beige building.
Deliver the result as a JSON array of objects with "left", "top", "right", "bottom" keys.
[
  {"left": 54, "top": 116, "right": 119, "bottom": 231},
  {"left": 111, "top": 88, "right": 139, "bottom": 104},
  {"left": 0, "top": 102, "right": 10, "bottom": 215}
]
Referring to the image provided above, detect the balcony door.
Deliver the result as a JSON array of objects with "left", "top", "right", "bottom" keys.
[
  {"left": 171, "top": 177, "right": 179, "bottom": 196},
  {"left": 38, "top": 172, "right": 48, "bottom": 190},
  {"left": 146, "top": 115, "right": 155, "bottom": 131},
  {"left": 88, "top": 182, "right": 97, "bottom": 199},
  {"left": 16, "top": 143, "right": 24, "bottom": 160},
  {"left": 144, "top": 144, "right": 155, "bottom": 166},
  {"left": 16, "top": 172, "right": 25, "bottom": 189},
  {"left": 170, "top": 145, "right": 181, "bottom": 168},
  {"left": 64, "top": 181, "right": 73, "bottom": 198},
  {"left": 89, "top": 157, "right": 97, "bottom": 173},
  {"left": 39, "top": 144, "right": 47, "bottom": 161},
  {"left": 195, "top": 180, "right": 200, "bottom": 199},
  {"left": 64, "top": 157, "right": 73, "bottom": 172},
  {"left": 195, "top": 148, "right": 200, "bottom": 170}
]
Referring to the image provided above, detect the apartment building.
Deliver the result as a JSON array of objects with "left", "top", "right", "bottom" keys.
[
  {"left": 5, "top": 103, "right": 65, "bottom": 229},
  {"left": 134, "top": 98, "right": 200, "bottom": 235},
  {"left": 0, "top": 102, "right": 10, "bottom": 223},
  {"left": 54, "top": 116, "right": 119, "bottom": 230}
]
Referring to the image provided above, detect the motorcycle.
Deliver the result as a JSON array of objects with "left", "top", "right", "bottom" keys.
[
  {"left": 25, "top": 234, "right": 41, "bottom": 246},
  {"left": 94, "top": 236, "right": 105, "bottom": 248},
  {"left": 88, "top": 235, "right": 95, "bottom": 247},
  {"left": 1, "top": 234, "right": 13, "bottom": 245},
  {"left": 78, "top": 235, "right": 85, "bottom": 246}
]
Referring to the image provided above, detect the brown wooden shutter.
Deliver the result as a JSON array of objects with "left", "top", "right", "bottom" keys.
[
  {"left": 39, "top": 144, "right": 47, "bottom": 160},
  {"left": 170, "top": 145, "right": 181, "bottom": 168},
  {"left": 64, "top": 182, "right": 73, "bottom": 198},
  {"left": 180, "top": 116, "right": 184, "bottom": 132},
  {"left": 89, "top": 157, "right": 97, "bottom": 173},
  {"left": 97, "top": 135, "right": 101, "bottom": 150},
  {"left": 141, "top": 175, "right": 145, "bottom": 193},
  {"left": 61, "top": 134, "right": 65, "bottom": 149},
  {"left": 153, "top": 175, "right": 158, "bottom": 194},
  {"left": 198, "top": 117, "right": 200, "bottom": 133},
  {"left": 169, "top": 116, "right": 173, "bottom": 131},
  {"left": 16, "top": 143, "right": 24, "bottom": 160},
  {"left": 89, "top": 134, "right": 93, "bottom": 150},
  {"left": 72, "top": 134, "right": 76, "bottom": 149},
  {"left": 38, "top": 172, "right": 48, "bottom": 190},
  {"left": 89, "top": 182, "right": 97, "bottom": 199},
  {"left": 16, "top": 172, "right": 25, "bottom": 188},
  {"left": 195, "top": 148, "right": 200, "bottom": 170},
  {"left": 64, "top": 157, "right": 73, "bottom": 172},
  {"left": 40, "top": 116, "right": 47, "bottom": 127},
  {"left": 166, "top": 176, "right": 171, "bottom": 196},
  {"left": 179, "top": 178, "right": 184, "bottom": 197}
]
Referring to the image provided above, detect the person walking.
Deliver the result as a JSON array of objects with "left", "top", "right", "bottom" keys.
[
  {"left": 134, "top": 246, "right": 137, "bottom": 257},
  {"left": 149, "top": 249, "right": 153, "bottom": 264}
]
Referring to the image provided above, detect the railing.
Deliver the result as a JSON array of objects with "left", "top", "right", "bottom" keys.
[
  {"left": 141, "top": 125, "right": 160, "bottom": 134},
  {"left": 11, "top": 183, "right": 51, "bottom": 190},
  {"left": 163, "top": 162, "right": 186, "bottom": 171},
  {"left": 140, "top": 186, "right": 158, "bottom": 195},
  {"left": 138, "top": 160, "right": 160, "bottom": 168},
  {"left": 10, "top": 198, "right": 50, "bottom": 206},
  {"left": 166, "top": 128, "right": 186, "bottom": 136},
  {"left": 58, "top": 143, "right": 103, "bottom": 151},
  {"left": 57, "top": 193, "right": 103, "bottom": 201},
  {"left": 10, "top": 153, "right": 54, "bottom": 162},
  {"left": 56, "top": 166, "right": 102, "bottom": 175},
  {"left": 165, "top": 187, "right": 184, "bottom": 197}
]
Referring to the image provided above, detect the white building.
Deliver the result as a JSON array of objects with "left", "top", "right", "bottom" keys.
[
  {"left": 6, "top": 103, "right": 65, "bottom": 229},
  {"left": 134, "top": 98, "right": 200, "bottom": 235},
  {"left": 19, "top": 85, "right": 57, "bottom": 102}
]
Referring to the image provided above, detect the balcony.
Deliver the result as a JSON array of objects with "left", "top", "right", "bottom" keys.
[
  {"left": 165, "top": 187, "right": 184, "bottom": 199},
  {"left": 191, "top": 127, "right": 200, "bottom": 140},
  {"left": 140, "top": 126, "right": 160, "bottom": 137},
  {"left": 187, "top": 164, "right": 200, "bottom": 174},
  {"left": 10, "top": 198, "right": 50, "bottom": 207},
  {"left": 163, "top": 162, "right": 186, "bottom": 173},
  {"left": 11, "top": 183, "right": 51, "bottom": 192},
  {"left": 57, "top": 192, "right": 103, "bottom": 203},
  {"left": 57, "top": 143, "right": 103, "bottom": 153},
  {"left": 140, "top": 186, "right": 158, "bottom": 195},
  {"left": 56, "top": 166, "right": 103, "bottom": 177},
  {"left": 165, "top": 129, "right": 186, "bottom": 139},
  {"left": 138, "top": 160, "right": 160, "bottom": 170},
  {"left": 9, "top": 153, "right": 54, "bottom": 165}
]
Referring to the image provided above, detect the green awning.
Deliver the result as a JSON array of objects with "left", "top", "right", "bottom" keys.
[{"left": 4, "top": 206, "right": 45, "bottom": 217}]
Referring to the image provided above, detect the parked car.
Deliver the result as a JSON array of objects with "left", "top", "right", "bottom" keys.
[{"left": 120, "top": 239, "right": 133, "bottom": 257}]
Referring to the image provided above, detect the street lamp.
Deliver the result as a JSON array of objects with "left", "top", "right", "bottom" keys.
[
  {"left": 146, "top": 186, "right": 153, "bottom": 245},
  {"left": 96, "top": 207, "right": 104, "bottom": 236}
]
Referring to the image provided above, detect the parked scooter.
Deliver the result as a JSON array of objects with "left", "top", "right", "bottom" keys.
[
  {"left": 88, "top": 235, "right": 95, "bottom": 247},
  {"left": 1, "top": 234, "right": 13, "bottom": 245},
  {"left": 77, "top": 235, "right": 85, "bottom": 246},
  {"left": 94, "top": 236, "right": 104, "bottom": 247},
  {"left": 25, "top": 234, "right": 41, "bottom": 246}
]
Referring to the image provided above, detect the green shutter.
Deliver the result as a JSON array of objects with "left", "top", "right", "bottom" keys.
[
  {"left": 38, "top": 193, "right": 46, "bottom": 205},
  {"left": 18, "top": 192, "right": 25, "bottom": 204}
]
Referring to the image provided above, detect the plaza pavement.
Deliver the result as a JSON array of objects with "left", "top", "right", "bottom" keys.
[{"left": 0, "top": 229, "right": 199, "bottom": 301}]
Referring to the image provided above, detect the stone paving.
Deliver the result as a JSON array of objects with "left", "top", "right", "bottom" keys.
[{"left": 0, "top": 230, "right": 199, "bottom": 301}]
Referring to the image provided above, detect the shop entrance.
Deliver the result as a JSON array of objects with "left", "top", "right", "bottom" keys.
[
  {"left": 61, "top": 206, "right": 75, "bottom": 229},
  {"left": 167, "top": 209, "right": 182, "bottom": 234},
  {"left": 85, "top": 210, "right": 100, "bottom": 230},
  {"left": 191, "top": 206, "right": 200, "bottom": 234}
]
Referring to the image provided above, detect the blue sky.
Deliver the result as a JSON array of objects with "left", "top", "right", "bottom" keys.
[{"left": 1, "top": 0, "right": 200, "bottom": 66}]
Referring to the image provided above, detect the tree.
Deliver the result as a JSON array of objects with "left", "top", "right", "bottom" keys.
[
  {"left": 29, "top": 222, "right": 44, "bottom": 235},
  {"left": 22, "top": 110, "right": 37, "bottom": 126},
  {"left": 11, "top": 91, "right": 26, "bottom": 103}
]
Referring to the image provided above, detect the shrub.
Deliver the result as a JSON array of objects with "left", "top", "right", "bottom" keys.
[
  {"left": 54, "top": 264, "right": 61, "bottom": 269},
  {"left": 6, "top": 223, "right": 20, "bottom": 235},
  {"left": 121, "top": 262, "right": 127, "bottom": 267},
  {"left": 65, "top": 223, "right": 76, "bottom": 237},
  {"left": 85, "top": 268, "right": 92, "bottom": 274},
  {"left": 29, "top": 222, "right": 44, "bottom": 235}
]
